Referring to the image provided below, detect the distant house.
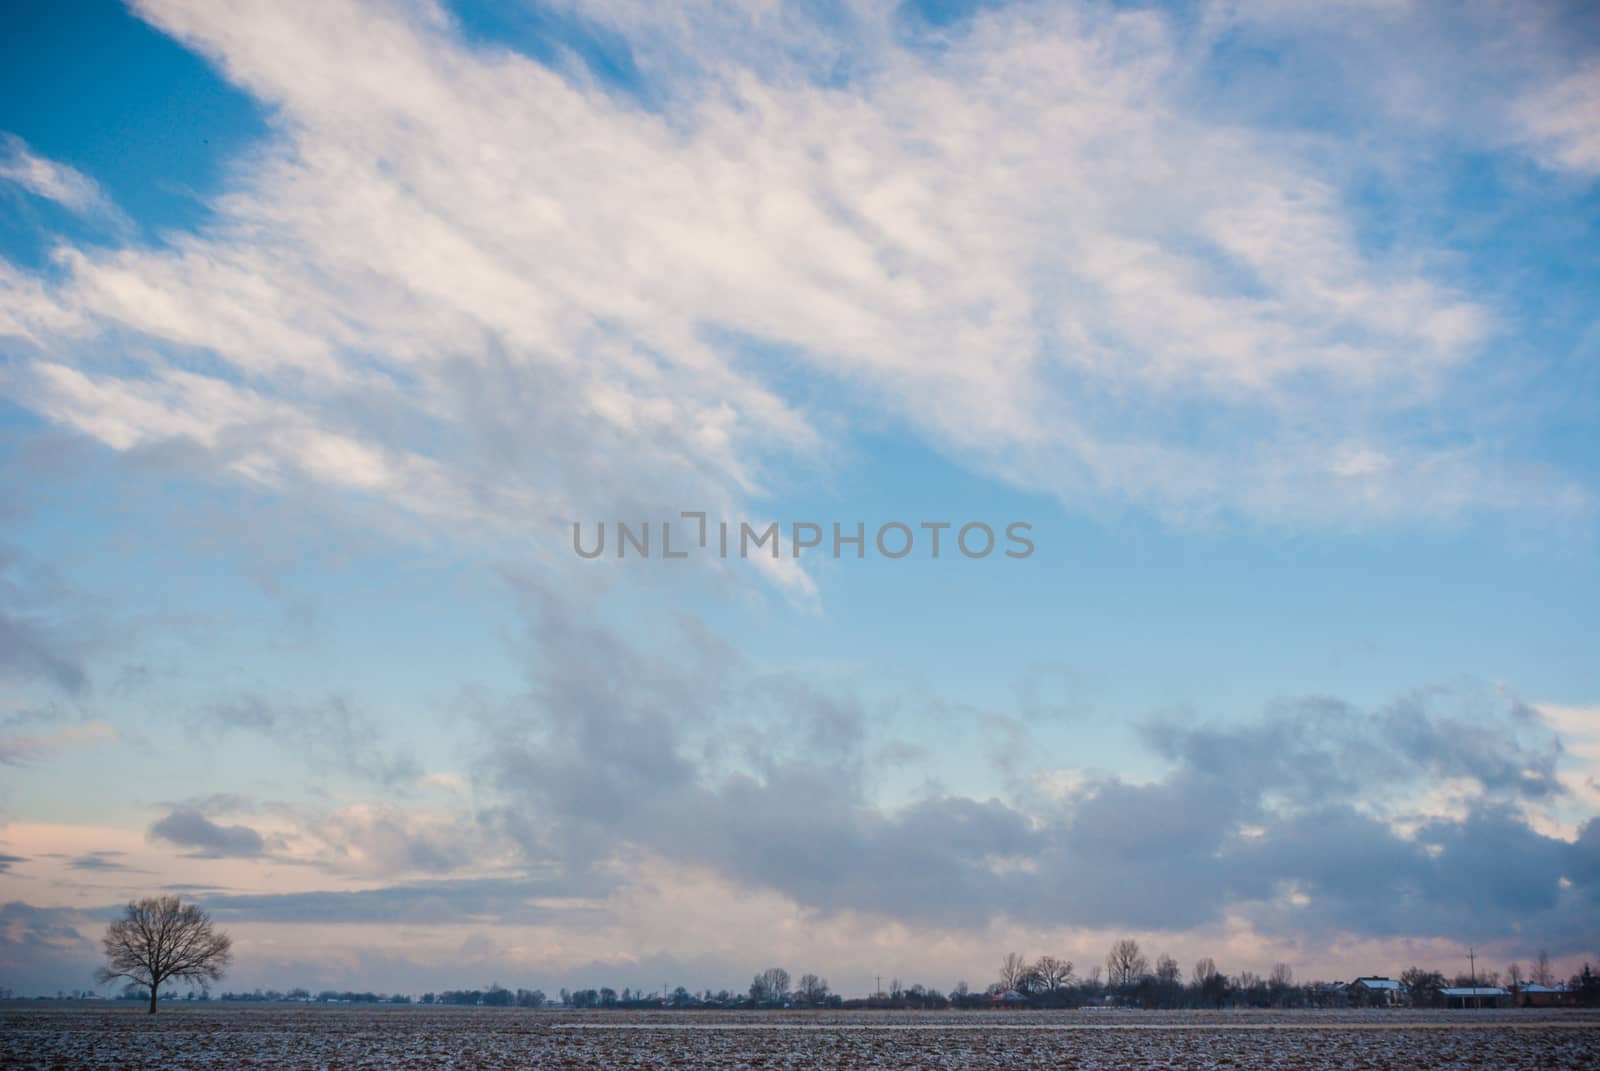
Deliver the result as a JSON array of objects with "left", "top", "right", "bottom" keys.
[
  {"left": 1513, "top": 983, "right": 1573, "bottom": 1008},
  {"left": 1347, "top": 977, "right": 1405, "bottom": 1006},
  {"left": 989, "top": 990, "right": 1028, "bottom": 1008},
  {"left": 1312, "top": 982, "right": 1349, "bottom": 1008},
  {"left": 1440, "top": 986, "right": 1509, "bottom": 1009}
]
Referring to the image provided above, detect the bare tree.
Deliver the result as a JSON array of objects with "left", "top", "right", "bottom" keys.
[
  {"left": 1034, "top": 956, "right": 1074, "bottom": 993},
  {"left": 1106, "top": 939, "right": 1148, "bottom": 990},
  {"left": 1533, "top": 951, "right": 1555, "bottom": 987},
  {"left": 1156, "top": 955, "right": 1182, "bottom": 986},
  {"left": 759, "top": 967, "right": 791, "bottom": 1004},
  {"left": 999, "top": 952, "right": 1030, "bottom": 991},
  {"left": 97, "top": 896, "right": 232, "bottom": 1014},
  {"left": 1193, "top": 957, "right": 1228, "bottom": 1008},
  {"left": 796, "top": 973, "right": 829, "bottom": 1004},
  {"left": 1235, "top": 966, "right": 1260, "bottom": 1005},
  {"left": 1506, "top": 962, "right": 1523, "bottom": 988},
  {"left": 1268, "top": 963, "right": 1295, "bottom": 1007}
]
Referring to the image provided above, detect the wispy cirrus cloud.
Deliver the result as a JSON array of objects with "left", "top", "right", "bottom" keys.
[
  {"left": 0, "top": 0, "right": 1584, "bottom": 557},
  {"left": 64, "top": 849, "right": 144, "bottom": 873},
  {"left": 0, "top": 720, "right": 116, "bottom": 766},
  {"left": 1516, "top": 62, "right": 1600, "bottom": 176},
  {"left": 0, "top": 544, "right": 94, "bottom": 695},
  {"left": 0, "top": 134, "right": 124, "bottom": 221},
  {"left": 188, "top": 693, "right": 421, "bottom": 789}
]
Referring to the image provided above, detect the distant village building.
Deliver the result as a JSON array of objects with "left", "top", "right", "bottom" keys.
[
  {"left": 989, "top": 989, "right": 1028, "bottom": 1008},
  {"left": 1312, "top": 982, "right": 1349, "bottom": 1007},
  {"left": 1440, "top": 986, "right": 1509, "bottom": 1009},
  {"left": 1513, "top": 983, "right": 1574, "bottom": 1008},
  {"left": 1347, "top": 977, "right": 1405, "bottom": 1006}
]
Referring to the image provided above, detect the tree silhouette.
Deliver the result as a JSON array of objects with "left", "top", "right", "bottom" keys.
[
  {"left": 97, "top": 896, "right": 233, "bottom": 1013},
  {"left": 1106, "top": 939, "right": 1148, "bottom": 991}
]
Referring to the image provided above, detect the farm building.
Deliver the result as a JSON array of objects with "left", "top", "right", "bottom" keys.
[
  {"left": 1440, "top": 986, "right": 1509, "bottom": 1009},
  {"left": 1513, "top": 983, "right": 1574, "bottom": 1008},
  {"left": 1347, "top": 977, "right": 1405, "bottom": 1006}
]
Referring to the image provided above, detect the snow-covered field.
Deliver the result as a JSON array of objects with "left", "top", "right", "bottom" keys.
[{"left": 4, "top": 1006, "right": 1598, "bottom": 1069}]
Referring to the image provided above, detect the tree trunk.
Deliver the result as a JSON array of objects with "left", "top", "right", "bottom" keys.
[{"left": 148, "top": 986, "right": 158, "bottom": 1014}]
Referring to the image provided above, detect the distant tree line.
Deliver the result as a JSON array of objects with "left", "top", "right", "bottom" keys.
[
  {"left": 64, "top": 935, "right": 1599, "bottom": 1011},
  {"left": 975, "top": 941, "right": 1600, "bottom": 1010},
  {"left": 551, "top": 973, "right": 846, "bottom": 1010},
  {"left": 215, "top": 988, "right": 411, "bottom": 1004},
  {"left": 968, "top": 942, "right": 1284, "bottom": 1010},
  {"left": 423, "top": 986, "right": 546, "bottom": 1007}
]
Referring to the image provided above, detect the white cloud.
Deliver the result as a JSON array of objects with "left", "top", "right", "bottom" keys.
[
  {"left": 0, "top": 135, "right": 123, "bottom": 221},
  {"left": 12, "top": 360, "right": 522, "bottom": 527},
  {"left": 1535, "top": 703, "right": 1600, "bottom": 835},
  {"left": 1516, "top": 62, "right": 1600, "bottom": 176},
  {"left": 0, "top": 0, "right": 1584, "bottom": 556}
]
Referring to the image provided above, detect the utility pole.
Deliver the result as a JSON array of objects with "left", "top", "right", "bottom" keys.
[
  {"left": 876, "top": 975, "right": 881, "bottom": 999},
  {"left": 1469, "top": 948, "right": 1478, "bottom": 1009}
]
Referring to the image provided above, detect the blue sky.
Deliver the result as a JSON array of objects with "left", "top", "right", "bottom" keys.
[{"left": 1, "top": 0, "right": 1598, "bottom": 996}]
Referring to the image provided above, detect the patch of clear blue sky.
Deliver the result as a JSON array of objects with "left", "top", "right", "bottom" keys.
[
  {"left": 4, "top": 453, "right": 522, "bottom": 819},
  {"left": 0, "top": 0, "right": 268, "bottom": 268},
  {"left": 741, "top": 429, "right": 1598, "bottom": 708},
  {"left": 1438, "top": 156, "right": 1600, "bottom": 485}
]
